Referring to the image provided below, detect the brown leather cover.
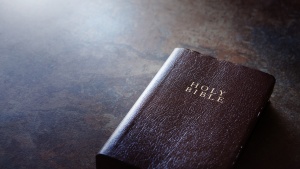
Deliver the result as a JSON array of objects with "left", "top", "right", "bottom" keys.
[{"left": 96, "top": 48, "right": 275, "bottom": 169}]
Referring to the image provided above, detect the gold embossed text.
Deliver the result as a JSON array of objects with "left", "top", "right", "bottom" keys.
[{"left": 185, "top": 82, "right": 226, "bottom": 103}]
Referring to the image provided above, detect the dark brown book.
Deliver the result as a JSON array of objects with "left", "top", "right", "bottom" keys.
[{"left": 96, "top": 48, "right": 275, "bottom": 169}]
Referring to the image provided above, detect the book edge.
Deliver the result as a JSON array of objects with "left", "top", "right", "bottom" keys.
[{"left": 98, "top": 48, "right": 186, "bottom": 155}]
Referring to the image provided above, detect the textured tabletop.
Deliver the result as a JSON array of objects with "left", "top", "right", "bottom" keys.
[{"left": 0, "top": 0, "right": 299, "bottom": 169}]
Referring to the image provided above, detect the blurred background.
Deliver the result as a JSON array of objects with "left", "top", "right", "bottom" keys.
[{"left": 0, "top": 0, "right": 299, "bottom": 168}]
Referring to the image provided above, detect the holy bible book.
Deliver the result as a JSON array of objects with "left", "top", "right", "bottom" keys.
[{"left": 96, "top": 48, "right": 275, "bottom": 169}]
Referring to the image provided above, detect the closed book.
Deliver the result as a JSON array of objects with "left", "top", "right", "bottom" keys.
[{"left": 96, "top": 48, "right": 275, "bottom": 169}]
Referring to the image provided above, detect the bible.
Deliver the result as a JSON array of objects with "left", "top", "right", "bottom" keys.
[{"left": 96, "top": 48, "right": 275, "bottom": 169}]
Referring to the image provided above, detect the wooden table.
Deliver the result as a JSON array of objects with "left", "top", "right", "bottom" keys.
[{"left": 0, "top": 0, "right": 299, "bottom": 168}]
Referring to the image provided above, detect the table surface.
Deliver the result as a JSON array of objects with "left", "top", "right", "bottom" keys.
[{"left": 1, "top": 0, "right": 299, "bottom": 168}]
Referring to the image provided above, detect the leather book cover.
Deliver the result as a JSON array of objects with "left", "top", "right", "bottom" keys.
[{"left": 96, "top": 48, "right": 275, "bottom": 169}]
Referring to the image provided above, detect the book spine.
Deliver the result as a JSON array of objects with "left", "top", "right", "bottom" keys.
[{"left": 100, "top": 48, "right": 185, "bottom": 154}]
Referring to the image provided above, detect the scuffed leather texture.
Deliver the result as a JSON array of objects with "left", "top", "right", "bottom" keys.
[{"left": 97, "top": 48, "right": 275, "bottom": 169}]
